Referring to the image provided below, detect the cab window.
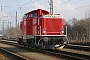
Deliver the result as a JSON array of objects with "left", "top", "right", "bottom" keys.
[
  {"left": 23, "top": 15, "right": 27, "bottom": 20},
  {"left": 29, "top": 13, "right": 37, "bottom": 18}
]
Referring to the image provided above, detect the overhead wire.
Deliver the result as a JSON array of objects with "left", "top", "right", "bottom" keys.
[
  {"left": 1, "top": 0, "right": 17, "bottom": 10},
  {"left": 52, "top": 0, "right": 87, "bottom": 14},
  {"left": 61, "top": 4, "right": 90, "bottom": 13},
  {"left": 46, "top": 0, "right": 72, "bottom": 11},
  {"left": 20, "top": 0, "right": 32, "bottom": 7},
  {"left": 7, "top": 0, "right": 40, "bottom": 24},
  {"left": 9, "top": 0, "right": 41, "bottom": 14},
  {"left": 54, "top": 0, "right": 85, "bottom": 8},
  {"left": 54, "top": 0, "right": 72, "bottom": 7},
  {"left": 9, "top": 0, "right": 33, "bottom": 15},
  {"left": 1, "top": 0, "right": 89, "bottom": 17},
  {"left": 0, "top": 0, "right": 33, "bottom": 20},
  {"left": 8, "top": 0, "right": 88, "bottom": 17}
]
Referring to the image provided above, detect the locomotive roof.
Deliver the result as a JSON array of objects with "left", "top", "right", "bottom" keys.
[{"left": 25, "top": 9, "right": 49, "bottom": 15}]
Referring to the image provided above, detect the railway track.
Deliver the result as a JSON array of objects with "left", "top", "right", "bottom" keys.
[
  {"left": 70, "top": 42, "right": 90, "bottom": 46},
  {"left": 65, "top": 44, "right": 90, "bottom": 51},
  {"left": 0, "top": 39, "right": 90, "bottom": 60},
  {"left": 39, "top": 49, "right": 90, "bottom": 60},
  {"left": 0, "top": 47, "right": 27, "bottom": 60},
  {"left": 0, "top": 40, "right": 61, "bottom": 60}
]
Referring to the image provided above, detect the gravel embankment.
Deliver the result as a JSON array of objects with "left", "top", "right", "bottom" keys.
[
  {"left": 0, "top": 43, "right": 62, "bottom": 60},
  {"left": 0, "top": 53, "right": 9, "bottom": 60}
]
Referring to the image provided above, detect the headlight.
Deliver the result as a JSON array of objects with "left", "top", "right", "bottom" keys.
[
  {"left": 61, "top": 28, "right": 64, "bottom": 34},
  {"left": 43, "top": 28, "right": 46, "bottom": 33},
  {"left": 62, "top": 31, "right": 64, "bottom": 33},
  {"left": 43, "top": 30, "right": 46, "bottom": 33}
]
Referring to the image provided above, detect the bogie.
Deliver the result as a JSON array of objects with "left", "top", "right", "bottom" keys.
[{"left": 18, "top": 36, "right": 68, "bottom": 49}]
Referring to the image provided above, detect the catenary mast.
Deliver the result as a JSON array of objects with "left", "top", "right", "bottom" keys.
[{"left": 50, "top": 0, "right": 53, "bottom": 14}]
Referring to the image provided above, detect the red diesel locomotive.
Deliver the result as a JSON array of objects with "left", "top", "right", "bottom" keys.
[{"left": 18, "top": 9, "right": 68, "bottom": 49}]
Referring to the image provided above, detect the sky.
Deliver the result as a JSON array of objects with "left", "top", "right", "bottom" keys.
[{"left": 0, "top": 0, "right": 90, "bottom": 28}]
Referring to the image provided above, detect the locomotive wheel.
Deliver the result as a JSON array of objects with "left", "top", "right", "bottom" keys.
[
  {"left": 18, "top": 38, "right": 24, "bottom": 45},
  {"left": 27, "top": 39, "right": 30, "bottom": 47},
  {"left": 23, "top": 43, "right": 26, "bottom": 47},
  {"left": 38, "top": 39, "right": 44, "bottom": 47}
]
